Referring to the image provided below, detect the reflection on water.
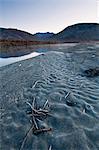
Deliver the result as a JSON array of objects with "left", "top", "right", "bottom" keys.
[{"left": 0, "top": 43, "right": 77, "bottom": 58}]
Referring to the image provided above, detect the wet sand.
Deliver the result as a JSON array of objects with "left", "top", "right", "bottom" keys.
[{"left": 0, "top": 44, "right": 99, "bottom": 150}]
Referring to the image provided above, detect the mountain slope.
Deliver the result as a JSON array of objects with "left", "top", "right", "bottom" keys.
[
  {"left": 51, "top": 23, "right": 99, "bottom": 42},
  {"left": 0, "top": 28, "right": 36, "bottom": 41},
  {"left": 0, "top": 23, "right": 99, "bottom": 42}
]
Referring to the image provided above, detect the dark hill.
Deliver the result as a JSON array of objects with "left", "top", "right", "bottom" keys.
[
  {"left": 0, "top": 23, "right": 99, "bottom": 43},
  {"left": 51, "top": 23, "right": 99, "bottom": 42},
  {"left": 0, "top": 28, "right": 36, "bottom": 41}
]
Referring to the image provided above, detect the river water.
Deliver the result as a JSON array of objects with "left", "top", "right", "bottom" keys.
[
  {"left": 0, "top": 43, "right": 99, "bottom": 68},
  {"left": 0, "top": 43, "right": 77, "bottom": 67}
]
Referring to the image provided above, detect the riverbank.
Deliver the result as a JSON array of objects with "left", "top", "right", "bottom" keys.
[{"left": 0, "top": 48, "right": 99, "bottom": 150}]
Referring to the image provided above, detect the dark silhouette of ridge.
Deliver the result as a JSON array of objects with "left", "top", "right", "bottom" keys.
[
  {"left": 33, "top": 32, "right": 54, "bottom": 41},
  {"left": 0, "top": 23, "right": 99, "bottom": 43},
  {"left": 0, "top": 28, "right": 36, "bottom": 41},
  {"left": 50, "top": 23, "right": 99, "bottom": 42}
]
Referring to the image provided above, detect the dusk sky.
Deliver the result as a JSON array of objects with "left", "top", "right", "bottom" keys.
[{"left": 0, "top": 0, "right": 98, "bottom": 34}]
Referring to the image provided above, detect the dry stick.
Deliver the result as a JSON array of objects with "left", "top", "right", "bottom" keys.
[
  {"left": 26, "top": 102, "right": 43, "bottom": 114},
  {"left": 38, "top": 109, "right": 49, "bottom": 113},
  {"left": 26, "top": 101, "right": 34, "bottom": 110},
  {"left": 27, "top": 113, "right": 46, "bottom": 117},
  {"left": 33, "top": 127, "right": 52, "bottom": 135},
  {"left": 32, "top": 115, "right": 38, "bottom": 129},
  {"left": 28, "top": 112, "right": 51, "bottom": 119},
  {"left": 27, "top": 109, "right": 49, "bottom": 116},
  {"left": 20, "top": 125, "right": 33, "bottom": 150},
  {"left": 26, "top": 97, "right": 51, "bottom": 135},
  {"left": 43, "top": 99, "right": 49, "bottom": 109},
  {"left": 32, "top": 97, "right": 35, "bottom": 108},
  {"left": 32, "top": 98, "right": 39, "bottom": 129},
  {"left": 26, "top": 100, "right": 38, "bottom": 131},
  {"left": 26, "top": 102, "right": 47, "bottom": 116},
  {"left": 26, "top": 100, "right": 48, "bottom": 130},
  {"left": 49, "top": 145, "right": 52, "bottom": 150},
  {"left": 21, "top": 94, "right": 51, "bottom": 150},
  {"left": 32, "top": 98, "right": 48, "bottom": 113},
  {"left": 32, "top": 80, "right": 40, "bottom": 88},
  {"left": 82, "top": 108, "right": 85, "bottom": 113},
  {"left": 65, "top": 92, "right": 71, "bottom": 99}
]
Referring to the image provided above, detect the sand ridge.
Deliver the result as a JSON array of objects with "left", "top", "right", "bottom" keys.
[{"left": 0, "top": 46, "right": 99, "bottom": 150}]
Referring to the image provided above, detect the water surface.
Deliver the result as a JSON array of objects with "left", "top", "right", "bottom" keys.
[{"left": 0, "top": 43, "right": 77, "bottom": 67}]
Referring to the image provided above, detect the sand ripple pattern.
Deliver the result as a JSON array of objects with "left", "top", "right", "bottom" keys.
[{"left": 0, "top": 44, "right": 99, "bottom": 150}]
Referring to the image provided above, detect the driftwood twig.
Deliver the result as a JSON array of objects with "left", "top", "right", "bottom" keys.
[
  {"left": 33, "top": 127, "right": 52, "bottom": 135},
  {"left": 43, "top": 99, "right": 49, "bottom": 109},
  {"left": 48, "top": 145, "right": 52, "bottom": 150},
  {"left": 32, "top": 80, "right": 40, "bottom": 88},
  {"left": 65, "top": 92, "right": 70, "bottom": 99}
]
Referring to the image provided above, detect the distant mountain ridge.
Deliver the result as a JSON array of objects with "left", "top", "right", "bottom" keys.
[
  {"left": 51, "top": 23, "right": 99, "bottom": 42},
  {"left": 0, "top": 23, "right": 99, "bottom": 42},
  {"left": 33, "top": 32, "right": 54, "bottom": 41}
]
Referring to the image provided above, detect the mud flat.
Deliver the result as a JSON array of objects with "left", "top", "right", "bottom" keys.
[{"left": 0, "top": 45, "right": 99, "bottom": 150}]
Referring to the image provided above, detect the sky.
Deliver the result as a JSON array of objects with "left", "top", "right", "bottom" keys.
[{"left": 0, "top": 0, "right": 98, "bottom": 34}]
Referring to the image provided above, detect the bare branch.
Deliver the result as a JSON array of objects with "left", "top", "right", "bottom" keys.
[
  {"left": 32, "top": 116, "right": 38, "bottom": 129},
  {"left": 32, "top": 80, "right": 40, "bottom": 88},
  {"left": 65, "top": 92, "right": 70, "bottom": 99},
  {"left": 43, "top": 99, "right": 49, "bottom": 109},
  {"left": 26, "top": 102, "right": 45, "bottom": 115},
  {"left": 33, "top": 127, "right": 52, "bottom": 135},
  {"left": 49, "top": 145, "right": 52, "bottom": 150}
]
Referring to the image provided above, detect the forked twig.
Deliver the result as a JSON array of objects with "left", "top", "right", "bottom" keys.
[
  {"left": 26, "top": 101, "right": 48, "bottom": 116},
  {"left": 25, "top": 97, "right": 51, "bottom": 138},
  {"left": 21, "top": 75, "right": 52, "bottom": 149}
]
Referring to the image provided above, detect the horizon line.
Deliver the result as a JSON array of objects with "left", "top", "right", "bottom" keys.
[{"left": 0, "top": 22, "right": 99, "bottom": 35}]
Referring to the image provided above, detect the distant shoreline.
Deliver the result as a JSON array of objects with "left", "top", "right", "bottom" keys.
[{"left": 0, "top": 39, "right": 99, "bottom": 48}]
